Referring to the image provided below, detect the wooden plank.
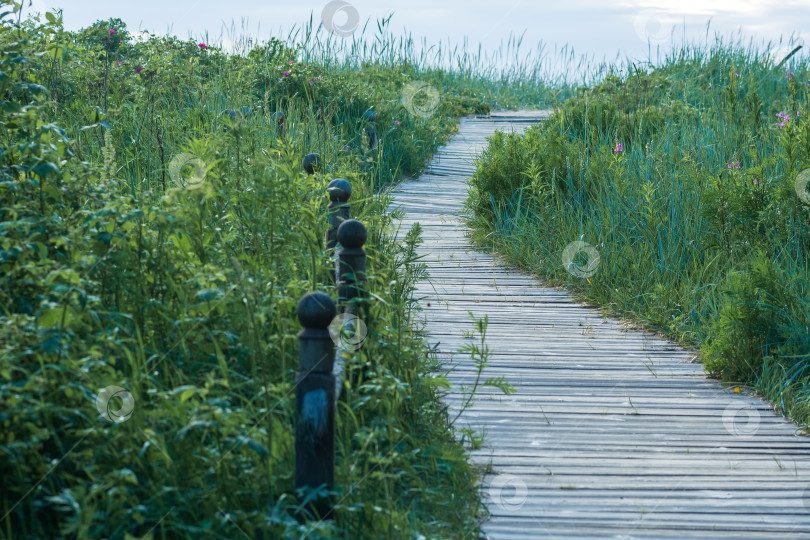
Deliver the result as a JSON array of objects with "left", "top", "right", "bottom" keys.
[{"left": 392, "top": 111, "right": 810, "bottom": 538}]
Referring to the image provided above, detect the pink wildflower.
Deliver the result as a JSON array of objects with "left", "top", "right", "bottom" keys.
[
  {"left": 283, "top": 71, "right": 290, "bottom": 77},
  {"left": 198, "top": 43, "right": 207, "bottom": 48},
  {"left": 613, "top": 142, "right": 623, "bottom": 154},
  {"left": 109, "top": 29, "right": 116, "bottom": 35},
  {"left": 135, "top": 66, "right": 143, "bottom": 73}
]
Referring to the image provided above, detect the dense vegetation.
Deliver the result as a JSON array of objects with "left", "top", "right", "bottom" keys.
[
  {"left": 0, "top": 3, "right": 559, "bottom": 538},
  {"left": 467, "top": 40, "right": 810, "bottom": 427}
]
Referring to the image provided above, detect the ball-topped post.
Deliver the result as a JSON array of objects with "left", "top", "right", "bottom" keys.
[
  {"left": 337, "top": 219, "right": 367, "bottom": 308},
  {"left": 297, "top": 291, "right": 336, "bottom": 373},
  {"left": 362, "top": 110, "right": 377, "bottom": 149},
  {"left": 303, "top": 153, "right": 323, "bottom": 175},
  {"left": 326, "top": 179, "right": 352, "bottom": 252},
  {"left": 271, "top": 111, "right": 285, "bottom": 135},
  {"left": 295, "top": 291, "right": 336, "bottom": 519}
]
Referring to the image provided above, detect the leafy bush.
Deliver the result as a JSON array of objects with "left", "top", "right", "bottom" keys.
[
  {"left": 0, "top": 5, "right": 554, "bottom": 537},
  {"left": 466, "top": 39, "right": 810, "bottom": 426}
]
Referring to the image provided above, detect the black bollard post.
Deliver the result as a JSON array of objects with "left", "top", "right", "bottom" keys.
[
  {"left": 326, "top": 179, "right": 352, "bottom": 253},
  {"left": 336, "top": 219, "right": 367, "bottom": 311},
  {"left": 295, "top": 292, "right": 336, "bottom": 519},
  {"left": 362, "top": 110, "right": 377, "bottom": 149},
  {"left": 303, "top": 153, "right": 323, "bottom": 175},
  {"left": 271, "top": 111, "right": 285, "bottom": 135}
]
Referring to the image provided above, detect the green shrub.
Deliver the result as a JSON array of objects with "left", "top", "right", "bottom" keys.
[{"left": 466, "top": 38, "right": 810, "bottom": 429}]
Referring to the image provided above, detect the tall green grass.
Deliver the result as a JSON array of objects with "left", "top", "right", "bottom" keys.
[
  {"left": 0, "top": 4, "right": 564, "bottom": 538},
  {"left": 467, "top": 35, "right": 810, "bottom": 428}
]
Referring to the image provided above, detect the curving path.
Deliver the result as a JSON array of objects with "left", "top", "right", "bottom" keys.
[{"left": 392, "top": 111, "right": 810, "bottom": 539}]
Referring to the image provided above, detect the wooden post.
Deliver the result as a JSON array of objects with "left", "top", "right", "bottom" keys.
[
  {"left": 271, "top": 111, "right": 285, "bottom": 135},
  {"left": 337, "top": 219, "right": 367, "bottom": 310},
  {"left": 303, "top": 153, "right": 322, "bottom": 175},
  {"left": 363, "top": 110, "right": 377, "bottom": 149},
  {"left": 326, "top": 179, "right": 352, "bottom": 252},
  {"left": 295, "top": 291, "right": 336, "bottom": 519}
]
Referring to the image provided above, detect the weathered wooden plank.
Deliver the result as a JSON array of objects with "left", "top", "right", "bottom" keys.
[{"left": 392, "top": 111, "right": 810, "bottom": 539}]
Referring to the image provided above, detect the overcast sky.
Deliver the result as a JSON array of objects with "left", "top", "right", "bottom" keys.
[{"left": 25, "top": 1, "right": 810, "bottom": 73}]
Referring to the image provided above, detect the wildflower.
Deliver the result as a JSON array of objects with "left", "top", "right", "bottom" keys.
[
  {"left": 198, "top": 43, "right": 207, "bottom": 48},
  {"left": 135, "top": 66, "right": 143, "bottom": 73},
  {"left": 344, "top": 145, "right": 350, "bottom": 152},
  {"left": 753, "top": 179, "right": 758, "bottom": 185},
  {"left": 283, "top": 71, "right": 290, "bottom": 76},
  {"left": 117, "top": 61, "right": 121, "bottom": 66},
  {"left": 613, "top": 142, "right": 623, "bottom": 154},
  {"left": 394, "top": 120, "right": 400, "bottom": 126},
  {"left": 735, "top": 72, "right": 739, "bottom": 77},
  {"left": 109, "top": 29, "right": 116, "bottom": 34},
  {"left": 727, "top": 161, "right": 740, "bottom": 169},
  {"left": 289, "top": 60, "right": 294, "bottom": 65}
]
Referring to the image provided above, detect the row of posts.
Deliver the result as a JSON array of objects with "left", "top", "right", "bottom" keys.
[{"left": 294, "top": 152, "right": 367, "bottom": 520}]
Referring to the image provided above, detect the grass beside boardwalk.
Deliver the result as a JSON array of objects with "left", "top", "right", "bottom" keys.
[
  {"left": 467, "top": 39, "right": 810, "bottom": 429},
  {"left": 0, "top": 6, "right": 560, "bottom": 539}
]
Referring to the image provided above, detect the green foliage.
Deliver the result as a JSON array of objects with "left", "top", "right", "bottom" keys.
[
  {"left": 0, "top": 4, "right": 550, "bottom": 538},
  {"left": 466, "top": 38, "right": 810, "bottom": 428}
]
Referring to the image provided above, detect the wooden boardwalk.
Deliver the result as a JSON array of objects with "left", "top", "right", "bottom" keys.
[{"left": 391, "top": 111, "right": 810, "bottom": 539}]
